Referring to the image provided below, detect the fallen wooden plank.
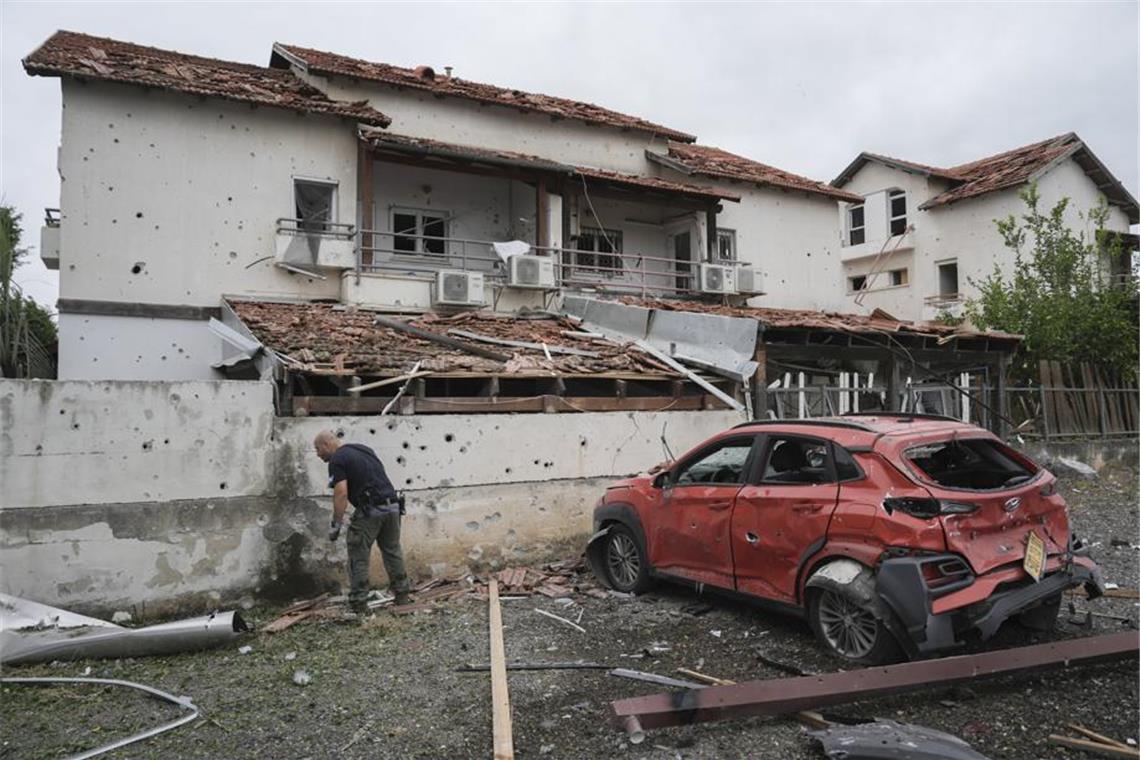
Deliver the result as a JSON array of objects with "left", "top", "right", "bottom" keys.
[
  {"left": 390, "top": 602, "right": 434, "bottom": 616},
  {"left": 262, "top": 611, "right": 313, "bottom": 633},
  {"left": 534, "top": 607, "right": 586, "bottom": 633},
  {"left": 675, "top": 669, "right": 829, "bottom": 728},
  {"left": 1065, "top": 587, "right": 1140, "bottom": 600},
  {"left": 373, "top": 314, "right": 511, "bottom": 362},
  {"left": 488, "top": 580, "right": 514, "bottom": 760},
  {"left": 346, "top": 371, "right": 434, "bottom": 394},
  {"left": 609, "top": 668, "right": 705, "bottom": 690},
  {"left": 447, "top": 328, "right": 601, "bottom": 358},
  {"left": 1067, "top": 724, "right": 1135, "bottom": 752},
  {"left": 457, "top": 661, "right": 611, "bottom": 673},
  {"left": 1048, "top": 735, "right": 1140, "bottom": 758}
]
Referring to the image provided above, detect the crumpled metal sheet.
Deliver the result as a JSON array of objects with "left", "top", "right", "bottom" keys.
[
  {"left": 0, "top": 593, "right": 249, "bottom": 665},
  {"left": 808, "top": 719, "right": 992, "bottom": 760}
]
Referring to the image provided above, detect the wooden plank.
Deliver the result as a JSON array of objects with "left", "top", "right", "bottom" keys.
[
  {"left": 373, "top": 314, "right": 511, "bottom": 362},
  {"left": 346, "top": 371, "right": 434, "bottom": 394},
  {"left": 1067, "top": 724, "right": 1135, "bottom": 751},
  {"left": 488, "top": 580, "right": 514, "bottom": 760},
  {"left": 291, "top": 395, "right": 714, "bottom": 415},
  {"left": 446, "top": 328, "right": 601, "bottom": 358},
  {"left": 1048, "top": 735, "right": 1139, "bottom": 758}
]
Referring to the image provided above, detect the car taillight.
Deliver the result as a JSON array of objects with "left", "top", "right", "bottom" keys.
[
  {"left": 882, "top": 498, "right": 979, "bottom": 518},
  {"left": 1039, "top": 481, "right": 1057, "bottom": 497},
  {"left": 920, "top": 557, "right": 972, "bottom": 589}
]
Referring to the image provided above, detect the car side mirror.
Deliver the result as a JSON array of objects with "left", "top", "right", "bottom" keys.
[{"left": 652, "top": 471, "right": 671, "bottom": 490}]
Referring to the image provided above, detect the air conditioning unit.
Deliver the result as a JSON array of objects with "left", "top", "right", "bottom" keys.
[
  {"left": 699, "top": 263, "right": 738, "bottom": 294},
  {"left": 434, "top": 270, "right": 485, "bottom": 307},
  {"left": 508, "top": 254, "right": 556, "bottom": 289},
  {"left": 736, "top": 264, "right": 765, "bottom": 295}
]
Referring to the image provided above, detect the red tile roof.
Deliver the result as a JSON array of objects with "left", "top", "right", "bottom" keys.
[
  {"left": 834, "top": 134, "right": 1138, "bottom": 222},
  {"left": 272, "top": 43, "right": 695, "bottom": 143},
  {"left": 623, "top": 297, "right": 1021, "bottom": 343},
  {"left": 24, "top": 31, "right": 391, "bottom": 127},
  {"left": 360, "top": 130, "right": 740, "bottom": 202},
  {"left": 228, "top": 300, "right": 681, "bottom": 377},
  {"left": 655, "top": 143, "right": 862, "bottom": 203}
]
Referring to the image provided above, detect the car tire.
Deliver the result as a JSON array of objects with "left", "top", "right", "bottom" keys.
[
  {"left": 1016, "top": 593, "right": 1062, "bottom": 632},
  {"left": 808, "top": 584, "right": 903, "bottom": 666},
  {"left": 601, "top": 524, "right": 652, "bottom": 594}
]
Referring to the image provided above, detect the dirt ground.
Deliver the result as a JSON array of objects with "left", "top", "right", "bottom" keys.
[{"left": 2, "top": 462, "right": 1137, "bottom": 760}]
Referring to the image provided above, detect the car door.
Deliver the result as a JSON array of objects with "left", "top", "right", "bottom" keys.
[
  {"left": 730, "top": 434, "right": 841, "bottom": 603},
  {"left": 650, "top": 434, "right": 759, "bottom": 590}
]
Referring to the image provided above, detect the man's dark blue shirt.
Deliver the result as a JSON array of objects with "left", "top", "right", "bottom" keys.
[{"left": 327, "top": 443, "right": 397, "bottom": 509}]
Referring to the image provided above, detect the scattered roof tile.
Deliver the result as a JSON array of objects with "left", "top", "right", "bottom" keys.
[
  {"left": 228, "top": 300, "right": 681, "bottom": 377},
  {"left": 623, "top": 297, "right": 1021, "bottom": 343},
  {"left": 24, "top": 31, "right": 391, "bottom": 127},
  {"left": 272, "top": 43, "right": 695, "bottom": 142},
  {"left": 361, "top": 130, "right": 739, "bottom": 202},
  {"left": 656, "top": 143, "right": 862, "bottom": 202}
]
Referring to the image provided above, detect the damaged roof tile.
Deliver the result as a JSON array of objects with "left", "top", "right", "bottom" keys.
[
  {"left": 228, "top": 300, "right": 681, "bottom": 378},
  {"left": 272, "top": 43, "right": 695, "bottom": 142},
  {"left": 656, "top": 143, "right": 862, "bottom": 203},
  {"left": 24, "top": 31, "right": 391, "bottom": 127}
]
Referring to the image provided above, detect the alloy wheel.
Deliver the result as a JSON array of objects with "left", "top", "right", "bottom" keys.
[
  {"left": 606, "top": 532, "right": 641, "bottom": 588},
  {"left": 817, "top": 589, "right": 879, "bottom": 659}
]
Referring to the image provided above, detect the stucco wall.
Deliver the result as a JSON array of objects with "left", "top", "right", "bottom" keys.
[
  {"left": 0, "top": 378, "right": 742, "bottom": 612},
  {"left": 57, "top": 313, "right": 222, "bottom": 381}
]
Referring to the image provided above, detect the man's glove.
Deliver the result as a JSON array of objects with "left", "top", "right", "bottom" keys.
[{"left": 328, "top": 519, "right": 342, "bottom": 543}]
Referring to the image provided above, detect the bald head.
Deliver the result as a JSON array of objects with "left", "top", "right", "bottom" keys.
[{"left": 313, "top": 430, "right": 341, "bottom": 462}]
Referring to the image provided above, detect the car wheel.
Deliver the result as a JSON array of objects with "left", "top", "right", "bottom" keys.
[
  {"left": 602, "top": 524, "right": 652, "bottom": 593},
  {"left": 809, "top": 586, "right": 902, "bottom": 665}
]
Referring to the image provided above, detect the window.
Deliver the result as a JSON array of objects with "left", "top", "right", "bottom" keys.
[
  {"left": 294, "top": 179, "right": 337, "bottom": 233},
  {"left": 834, "top": 445, "right": 863, "bottom": 482},
  {"left": 889, "top": 268, "right": 908, "bottom": 287},
  {"left": 889, "top": 190, "right": 907, "bottom": 236},
  {"left": 674, "top": 438, "right": 755, "bottom": 486},
  {"left": 905, "top": 439, "right": 1037, "bottom": 491},
  {"left": 391, "top": 208, "right": 449, "bottom": 256},
  {"left": 575, "top": 227, "right": 623, "bottom": 276},
  {"left": 760, "top": 436, "right": 834, "bottom": 485},
  {"left": 849, "top": 275, "right": 868, "bottom": 292},
  {"left": 716, "top": 229, "right": 737, "bottom": 262},
  {"left": 938, "top": 261, "right": 959, "bottom": 297},
  {"left": 848, "top": 204, "right": 865, "bottom": 246}
]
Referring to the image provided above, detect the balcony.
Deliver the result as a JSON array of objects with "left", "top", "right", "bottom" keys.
[
  {"left": 40, "top": 208, "right": 60, "bottom": 270},
  {"left": 923, "top": 293, "right": 965, "bottom": 321}
]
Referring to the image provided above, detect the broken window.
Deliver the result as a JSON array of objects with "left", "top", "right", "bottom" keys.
[
  {"left": 673, "top": 438, "right": 755, "bottom": 486},
  {"left": 834, "top": 445, "right": 863, "bottom": 482},
  {"left": 889, "top": 268, "right": 908, "bottom": 287},
  {"left": 889, "top": 190, "right": 907, "bottom": 236},
  {"left": 294, "top": 179, "right": 337, "bottom": 233},
  {"left": 716, "top": 229, "right": 737, "bottom": 262},
  {"left": 849, "top": 275, "right": 868, "bottom": 292},
  {"left": 905, "top": 439, "right": 1037, "bottom": 490},
  {"left": 575, "top": 227, "right": 623, "bottom": 277},
  {"left": 391, "top": 208, "right": 450, "bottom": 257},
  {"left": 760, "top": 436, "right": 834, "bottom": 485},
  {"left": 848, "top": 204, "right": 865, "bottom": 246},
  {"left": 937, "top": 261, "right": 959, "bottom": 297}
]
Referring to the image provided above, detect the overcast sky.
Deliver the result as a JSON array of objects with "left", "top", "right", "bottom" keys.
[{"left": 2, "top": 0, "right": 1137, "bottom": 311}]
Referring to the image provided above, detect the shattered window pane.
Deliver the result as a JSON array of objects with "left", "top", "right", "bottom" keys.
[
  {"left": 295, "top": 180, "right": 336, "bottom": 233},
  {"left": 674, "top": 438, "right": 754, "bottom": 486},
  {"left": 393, "top": 213, "right": 418, "bottom": 253},
  {"left": 422, "top": 216, "right": 447, "bottom": 256},
  {"left": 762, "top": 437, "right": 834, "bottom": 485}
]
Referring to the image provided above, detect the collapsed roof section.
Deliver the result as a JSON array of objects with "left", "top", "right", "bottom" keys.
[
  {"left": 24, "top": 31, "right": 391, "bottom": 127},
  {"left": 271, "top": 43, "right": 696, "bottom": 142},
  {"left": 833, "top": 133, "right": 1139, "bottom": 223}
]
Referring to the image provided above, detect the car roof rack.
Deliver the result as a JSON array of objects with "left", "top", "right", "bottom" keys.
[
  {"left": 841, "top": 412, "right": 964, "bottom": 423},
  {"left": 730, "top": 418, "right": 876, "bottom": 433}
]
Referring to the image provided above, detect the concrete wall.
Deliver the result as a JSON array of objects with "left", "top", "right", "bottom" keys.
[
  {"left": 1, "top": 378, "right": 742, "bottom": 613},
  {"left": 58, "top": 313, "right": 222, "bottom": 381}
]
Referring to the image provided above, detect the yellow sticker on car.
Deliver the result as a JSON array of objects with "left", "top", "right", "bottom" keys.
[{"left": 1023, "top": 530, "right": 1046, "bottom": 582}]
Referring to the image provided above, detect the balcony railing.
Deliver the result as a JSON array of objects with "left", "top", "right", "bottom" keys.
[
  {"left": 354, "top": 229, "right": 744, "bottom": 297},
  {"left": 923, "top": 293, "right": 964, "bottom": 308}
]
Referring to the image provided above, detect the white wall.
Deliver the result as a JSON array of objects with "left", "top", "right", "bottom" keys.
[
  {"left": 58, "top": 80, "right": 357, "bottom": 307},
  {"left": 307, "top": 73, "right": 668, "bottom": 175},
  {"left": 57, "top": 314, "right": 221, "bottom": 381}
]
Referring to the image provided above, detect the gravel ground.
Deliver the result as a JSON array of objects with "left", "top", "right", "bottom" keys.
[{"left": 2, "top": 462, "right": 1137, "bottom": 760}]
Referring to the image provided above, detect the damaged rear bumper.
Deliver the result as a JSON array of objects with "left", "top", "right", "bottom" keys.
[{"left": 877, "top": 554, "right": 1105, "bottom": 657}]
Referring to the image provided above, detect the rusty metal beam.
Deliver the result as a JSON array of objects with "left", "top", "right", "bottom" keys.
[{"left": 610, "top": 632, "right": 1139, "bottom": 733}]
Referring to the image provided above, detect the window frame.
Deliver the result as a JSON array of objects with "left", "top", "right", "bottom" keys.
[
  {"left": 848, "top": 275, "right": 869, "bottom": 293},
  {"left": 293, "top": 177, "right": 339, "bottom": 233},
  {"left": 669, "top": 434, "right": 760, "bottom": 489},
  {"left": 716, "top": 229, "right": 737, "bottom": 262},
  {"left": 889, "top": 267, "right": 909, "bottom": 287},
  {"left": 847, "top": 204, "right": 866, "bottom": 246},
  {"left": 390, "top": 207, "right": 450, "bottom": 258},
  {"left": 888, "top": 189, "right": 907, "bottom": 237},
  {"left": 574, "top": 226, "right": 624, "bottom": 278},
  {"left": 936, "top": 259, "right": 960, "bottom": 298},
  {"left": 756, "top": 433, "right": 839, "bottom": 487}
]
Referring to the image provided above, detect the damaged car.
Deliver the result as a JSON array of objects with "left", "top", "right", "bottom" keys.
[{"left": 586, "top": 414, "right": 1103, "bottom": 664}]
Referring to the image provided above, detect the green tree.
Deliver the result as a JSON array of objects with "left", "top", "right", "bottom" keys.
[
  {"left": 965, "top": 184, "right": 1136, "bottom": 382},
  {"left": 1, "top": 205, "right": 57, "bottom": 378}
]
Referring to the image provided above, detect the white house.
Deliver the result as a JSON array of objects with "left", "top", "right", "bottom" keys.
[{"left": 830, "top": 134, "right": 1139, "bottom": 322}]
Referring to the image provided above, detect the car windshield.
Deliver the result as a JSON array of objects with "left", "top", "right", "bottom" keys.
[{"left": 905, "top": 438, "right": 1037, "bottom": 490}]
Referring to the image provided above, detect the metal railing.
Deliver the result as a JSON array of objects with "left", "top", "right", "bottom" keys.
[
  {"left": 354, "top": 229, "right": 744, "bottom": 297},
  {"left": 44, "top": 208, "right": 60, "bottom": 228},
  {"left": 923, "top": 293, "right": 964, "bottom": 307},
  {"left": 276, "top": 217, "right": 355, "bottom": 239}
]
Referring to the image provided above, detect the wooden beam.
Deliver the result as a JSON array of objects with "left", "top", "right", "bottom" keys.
[
  {"left": 359, "top": 144, "right": 374, "bottom": 266},
  {"left": 445, "top": 328, "right": 600, "bottom": 357},
  {"left": 752, "top": 341, "right": 767, "bottom": 420},
  {"left": 536, "top": 176, "right": 548, "bottom": 249},
  {"left": 706, "top": 205, "right": 718, "bottom": 260},
  {"left": 488, "top": 580, "right": 515, "bottom": 760},
  {"left": 291, "top": 395, "right": 717, "bottom": 415},
  {"left": 373, "top": 315, "right": 511, "bottom": 362},
  {"left": 1047, "top": 735, "right": 1139, "bottom": 759},
  {"left": 346, "top": 371, "right": 433, "bottom": 394}
]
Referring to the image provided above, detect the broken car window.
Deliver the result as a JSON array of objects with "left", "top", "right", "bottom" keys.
[
  {"left": 761, "top": 437, "right": 834, "bottom": 485},
  {"left": 673, "top": 439, "right": 754, "bottom": 487},
  {"left": 905, "top": 438, "right": 1036, "bottom": 490}
]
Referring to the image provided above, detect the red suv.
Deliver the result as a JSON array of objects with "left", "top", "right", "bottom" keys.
[{"left": 586, "top": 414, "right": 1103, "bottom": 664}]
